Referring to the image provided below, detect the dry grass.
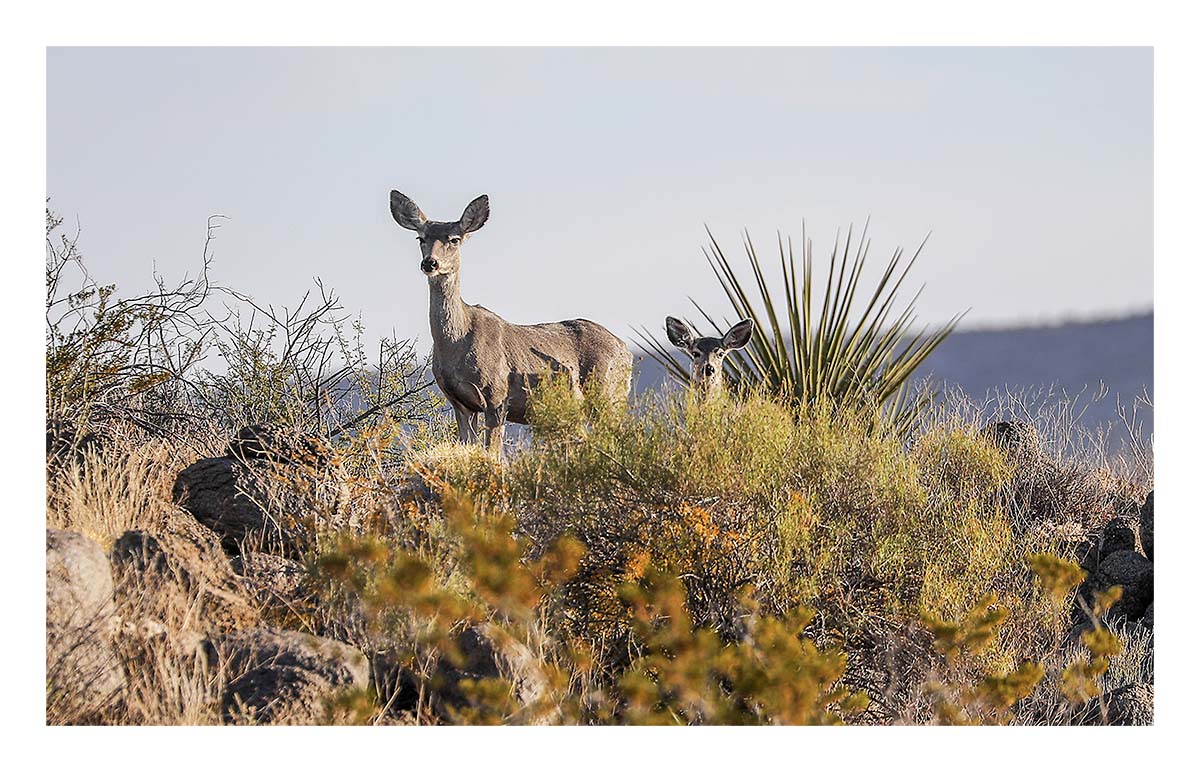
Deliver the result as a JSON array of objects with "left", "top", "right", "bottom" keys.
[
  {"left": 46, "top": 549, "right": 238, "bottom": 725},
  {"left": 46, "top": 440, "right": 201, "bottom": 547},
  {"left": 45, "top": 436, "right": 243, "bottom": 726}
]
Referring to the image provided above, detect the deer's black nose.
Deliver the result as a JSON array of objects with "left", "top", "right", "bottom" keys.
[
  {"left": 421, "top": 258, "right": 438, "bottom": 273},
  {"left": 704, "top": 364, "right": 716, "bottom": 377}
]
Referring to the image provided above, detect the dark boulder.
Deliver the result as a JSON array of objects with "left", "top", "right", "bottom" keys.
[
  {"left": 175, "top": 426, "right": 345, "bottom": 556},
  {"left": 1099, "top": 517, "right": 1139, "bottom": 561},
  {"left": 172, "top": 455, "right": 310, "bottom": 555},
  {"left": 1097, "top": 549, "right": 1154, "bottom": 620},
  {"left": 212, "top": 628, "right": 369, "bottom": 725}
]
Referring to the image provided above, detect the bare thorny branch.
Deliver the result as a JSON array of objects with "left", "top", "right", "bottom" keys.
[{"left": 46, "top": 204, "right": 444, "bottom": 448}]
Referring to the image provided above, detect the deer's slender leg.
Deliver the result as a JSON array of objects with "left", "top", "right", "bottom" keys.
[
  {"left": 454, "top": 407, "right": 479, "bottom": 443},
  {"left": 483, "top": 403, "right": 507, "bottom": 457}
]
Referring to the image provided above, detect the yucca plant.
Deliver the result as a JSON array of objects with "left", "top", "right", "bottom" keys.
[{"left": 637, "top": 223, "right": 965, "bottom": 434}]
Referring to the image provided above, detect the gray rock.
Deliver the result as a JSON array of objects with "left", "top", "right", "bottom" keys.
[
  {"left": 172, "top": 456, "right": 298, "bottom": 553},
  {"left": 1100, "top": 517, "right": 1139, "bottom": 561},
  {"left": 1107, "top": 682, "right": 1154, "bottom": 725},
  {"left": 226, "top": 425, "right": 327, "bottom": 467},
  {"left": 213, "top": 628, "right": 369, "bottom": 725},
  {"left": 1140, "top": 491, "right": 1154, "bottom": 562},
  {"left": 111, "top": 514, "right": 259, "bottom": 632},
  {"left": 172, "top": 444, "right": 342, "bottom": 556},
  {"left": 46, "top": 529, "right": 125, "bottom": 718},
  {"left": 1098, "top": 549, "right": 1154, "bottom": 619},
  {"left": 432, "top": 623, "right": 551, "bottom": 723},
  {"left": 172, "top": 456, "right": 266, "bottom": 545}
]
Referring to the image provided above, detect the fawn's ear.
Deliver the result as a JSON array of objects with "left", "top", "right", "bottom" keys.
[
  {"left": 666, "top": 317, "right": 694, "bottom": 349},
  {"left": 722, "top": 318, "right": 755, "bottom": 350},
  {"left": 390, "top": 191, "right": 427, "bottom": 232},
  {"left": 459, "top": 195, "right": 490, "bottom": 233}
]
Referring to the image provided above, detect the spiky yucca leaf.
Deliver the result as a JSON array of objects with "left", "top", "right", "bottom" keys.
[{"left": 636, "top": 225, "right": 963, "bottom": 433}]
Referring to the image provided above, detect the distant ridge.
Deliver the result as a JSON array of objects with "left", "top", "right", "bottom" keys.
[
  {"left": 913, "top": 311, "right": 1151, "bottom": 392},
  {"left": 634, "top": 312, "right": 1153, "bottom": 435}
]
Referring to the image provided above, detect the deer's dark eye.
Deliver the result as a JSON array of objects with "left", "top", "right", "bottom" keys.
[{"left": 449, "top": 236, "right": 461, "bottom": 245}]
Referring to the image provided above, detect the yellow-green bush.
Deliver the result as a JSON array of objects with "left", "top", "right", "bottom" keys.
[
  {"left": 913, "top": 424, "right": 1014, "bottom": 501},
  {"left": 505, "top": 380, "right": 1123, "bottom": 722}
]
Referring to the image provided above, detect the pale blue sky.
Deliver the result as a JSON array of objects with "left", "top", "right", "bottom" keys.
[{"left": 47, "top": 47, "right": 1151, "bottom": 352}]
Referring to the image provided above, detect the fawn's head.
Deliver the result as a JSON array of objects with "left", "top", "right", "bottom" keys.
[
  {"left": 389, "top": 191, "right": 490, "bottom": 278},
  {"left": 665, "top": 316, "right": 755, "bottom": 394}
]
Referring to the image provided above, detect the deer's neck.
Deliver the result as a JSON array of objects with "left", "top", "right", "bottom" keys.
[{"left": 428, "top": 273, "right": 470, "bottom": 347}]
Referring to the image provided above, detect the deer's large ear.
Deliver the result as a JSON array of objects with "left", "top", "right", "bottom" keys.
[
  {"left": 665, "top": 317, "right": 694, "bottom": 349},
  {"left": 722, "top": 318, "right": 754, "bottom": 350},
  {"left": 460, "top": 195, "right": 490, "bottom": 233},
  {"left": 390, "top": 191, "right": 427, "bottom": 232}
]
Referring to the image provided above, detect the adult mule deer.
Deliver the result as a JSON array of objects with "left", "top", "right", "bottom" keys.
[
  {"left": 665, "top": 316, "right": 754, "bottom": 395},
  {"left": 390, "top": 191, "right": 633, "bottom": 454}
]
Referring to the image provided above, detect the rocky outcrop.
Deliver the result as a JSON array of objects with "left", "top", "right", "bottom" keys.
[
  {"left": 110, "top": 509, "right": 259, "bottom": 632},
  {"left": 172, "top": 426, "right": 346, "bottom": 556},
  {"left": 211, "top": 628, "right": 369, "bottom": 724},
  {"left": 46, "top": 529, "right": 125, "bottom": 718}
]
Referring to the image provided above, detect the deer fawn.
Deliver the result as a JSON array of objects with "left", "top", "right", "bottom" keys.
[
  {"left": 665, "top": 316, "right": 755, "bottom": 395},
  {"left": 390, "top": 191, "right": 633, "bottom": 454}
]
